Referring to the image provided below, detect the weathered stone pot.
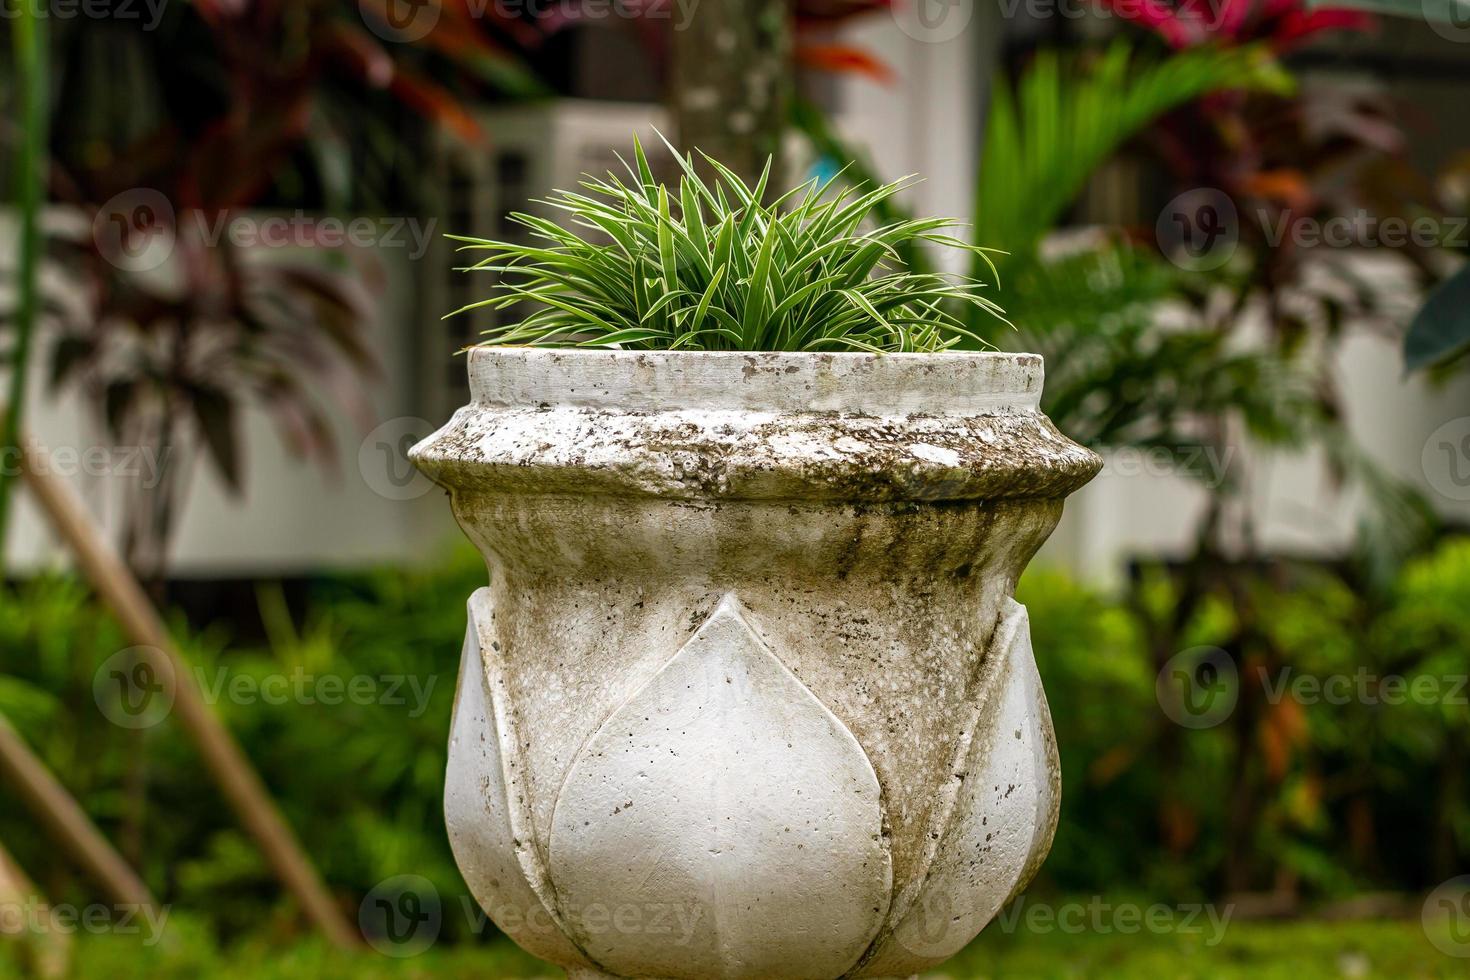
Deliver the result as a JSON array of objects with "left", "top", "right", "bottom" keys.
[{"left": 410, "top": 348, "right": 1100, "bottom": 979}]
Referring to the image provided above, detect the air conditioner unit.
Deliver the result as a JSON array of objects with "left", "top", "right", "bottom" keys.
[{"left": 418, "top": 101, "right": 673, "bottom": 418}]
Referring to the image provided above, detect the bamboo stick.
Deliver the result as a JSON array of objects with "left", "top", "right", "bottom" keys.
[
  {"left": 0, "top": 836, "right": 71, "bottom": 978},
  {"left": 15, "top": 430, "right": 359, "bottom": 948},
  {"left": 0, "top": 713, "right": 154, "bottom": 909}
]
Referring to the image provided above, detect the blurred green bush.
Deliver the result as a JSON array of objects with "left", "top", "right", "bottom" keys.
[
  {"left": 1, "top": 538, "right": 1468, "bottom": 943},
  {"left": 1026, "top": 537, "right": 1470, "bottom": 900},
  {"left": 0, "top": 551, "right": 487, "bottom": 945},
  {"left": 2, "top": 915, "right": 1457, "bottom": 980}
]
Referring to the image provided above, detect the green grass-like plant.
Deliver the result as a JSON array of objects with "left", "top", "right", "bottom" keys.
[{"left": 448, "top": 138, "right": 1005, "bottom": 352}]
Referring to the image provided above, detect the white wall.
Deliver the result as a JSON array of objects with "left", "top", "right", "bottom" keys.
[
  {"left": 829, "top": 3, "right": 996, "bottom": 251},
  {"left": 3, "top": 209, "right": 458, "bottom": 577},
  {"left": 1038, "top": 268, "right": 1470, "bottom": 584}
]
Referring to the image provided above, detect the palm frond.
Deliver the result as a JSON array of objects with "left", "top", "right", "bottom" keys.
[{"left": 972, "top": 41, "right": 1292, "bottom": 277}]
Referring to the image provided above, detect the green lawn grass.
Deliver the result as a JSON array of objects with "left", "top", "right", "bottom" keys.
[{"left": 3, "top": 914, "right": 1462, "bottom": 979}]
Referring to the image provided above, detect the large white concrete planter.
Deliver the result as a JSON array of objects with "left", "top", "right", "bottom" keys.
[{"left": 411, "top": 348, "right": 1100, "bottom": 979}]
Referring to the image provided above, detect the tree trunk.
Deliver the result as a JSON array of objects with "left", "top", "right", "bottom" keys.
[{"left": 669, "top": 0, "right": 792, "bottom": 189}]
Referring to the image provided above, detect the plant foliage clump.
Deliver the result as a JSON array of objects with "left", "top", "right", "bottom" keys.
[{"left": 449, "top": 138, "right": 1005, "bottom": 352}]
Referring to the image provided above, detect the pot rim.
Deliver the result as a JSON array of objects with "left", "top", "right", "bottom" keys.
[{"left": 464, "top": 346, "right": 1045, "bottom": 416}]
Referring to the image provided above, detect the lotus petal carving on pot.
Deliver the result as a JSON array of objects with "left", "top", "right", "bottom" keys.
[
  {"left": 414, "top": 349, "right": 1101, "bottom": 980},
  {"left": 549, "top": 594, "right": 891, "bottom": 978},
  {"left": 444, "top": 587, "right": 594, "bottom": 968},
  {"left": 858, "top": 599, "right": 1059, "bottom": 975}
]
